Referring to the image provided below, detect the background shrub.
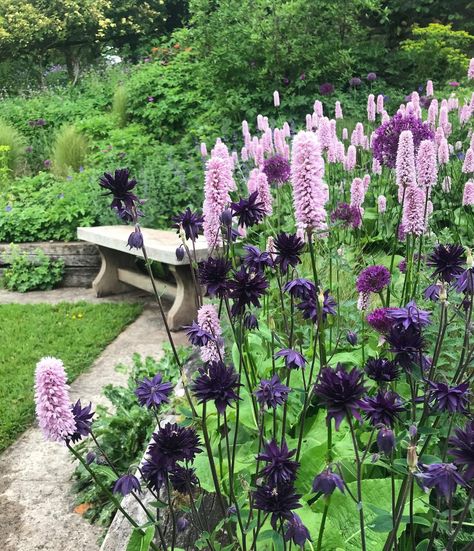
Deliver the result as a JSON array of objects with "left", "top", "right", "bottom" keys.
[
  {"left": 52, "top": 125, "right": 88, "bottom": 176},
  {"left": 111, "top": 85, "right": 128, "bottom": 128},
  {"left": 0, "top": 119, "right": 25, "bottom": 174}
]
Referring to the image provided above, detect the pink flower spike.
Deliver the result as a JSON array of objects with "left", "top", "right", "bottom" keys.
[
  {"left": 376, "top": 94, "right": 384, "bottom": 114},
  {"left": 426, "top": 80, "right": 434, "bottom": 97},
  {"left": 402, "top": 185, "right": 426, "bottom": 236},
  {"left": 396, "top": 130, "right": 416, "bottom": 190},
  {"left": 35, "top": 357, "right": 76, "bottom": 443},
  {"left": 350, "top": 177, "right": 365, "bottom": 207},
  {"left": 256, "top": 171, "right": 273, "bottom": 215},
  {"left": 198, "top": 305, "right": 223, "bottom": 363},
  {"left": 345, "top": 145, "right": 357, "bottom": 171},
  {"left": 335, "top": 101, "right": 343, "bottom": 119},
  {"left": 462, "top": 148, "right": 474, "bottom": 173},
  {"left": 438, "top": 138, "right": 449, "bottom": 165},
  {"left": 203, "top": 156, "right": 232, "bottom": 247},
  {"left": 416, "top": 139, "right": 437, "bottom": 188},
  {"left": 273, "top": 90, "right": 280, "bottom": 108},
  {"left": 462, "top": 180, "right": 474, "bottom": 205},
  {"left": 469, "top": 58, "right": 474, "bottom": 80},
  {"left": 200, "top": 142, "right": 208, "bottom": 157},
  {"left": 367, "top": 94, "right": 376, "bottom": 122},
  {"left": 378, "top": 195, "right": 387, "bottom": 213}
]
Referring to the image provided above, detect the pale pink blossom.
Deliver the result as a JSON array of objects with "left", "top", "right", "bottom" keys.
[
  {"left": 256, "top": 171, "right": 273, "bottom": 215},
  {"left": 203, "top": 156, "right": 232, "bottom": 247},
  {"left": 460, "top": 104, "right": 471, "bottom": 125},
  {"left": 463, "top": 148, "right": 474, "bottom": 173},
  {"left": 402, "top": 185, "right": 426, "bottom": 236},
  {"left": 198, "top": 305, "right": 223, "bottom": 363},
  {"left": 241, "top": 147, "right": 248, "bottom": 162},
  {"left": 342, "top": 127, "right": 348, "bottom": 140},
  {"left": 306, "top": 114, "right": 313, "bottom": 131},
  {"left": 426, "top": 80, "right": 434, "bottom": 97},
  {"left": 314, "top": 100, "right": 324, "bottom": 117},
  {"left": 362, "top": 174, "right": 371, "bottom": 192},
  {"left": 376, "top": 94, "right": 384, "bottom": 114},
  {"left": 367, "top": 94, "right": 376, "bottom": 121},
  {"left": 381, "top": 111, "right": 390, "bottom": 123},
  {"left": 200, "top": 143, "right": 208, "bottom": 157},
  {"left": 438, "top": 138, "right": 449, "bottom": 165},
  {"left": 372, "top": 158, "right": 382, "bottom": 175},
  {"left": 345, "top": 144, "right": 357, "bottom": 171},
  {"left": 416, "top": 140, "right": 437, "bottom": 188},
  {"left": 335, "top": 101, "right": 343, "bottom": 119},
  {"left": 318, "top": 117, "right": 332, "bottom": 150},
  {"left": 273, "top": 90, "right": 280, "bottom": 107},
  {"left": 247, "top": 168, "right": 260, "bottom": 194},
  {"left": 427, "top": 100, "right": 438, "bottom": 126},
  {"left": 469, "top": 58, "right": 474, "bottom": 80},
  {"left": 336, "top": 141, "right": 345, "bottom": 163},
  {"left": 357, "top": 291, "right": 371, "bottom": 311},
  {"left": 378, "top": 195, "right": 387, "bottom": 213},
  {"left": 396, "top": 130, "right": 416, "bottom": 191},
  {"left": 462, "top": 180, "right": 474, "bottom": 205}
]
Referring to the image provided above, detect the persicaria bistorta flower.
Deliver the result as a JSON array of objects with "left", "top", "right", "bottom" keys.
[
  {"left": 203, "top": 155, "right": 232, "bottom": 247},
  {"left": 402, "top": 184, "right": 426, "bottom": 236},
  {"left": 416, "top": 139, "right": 437, "bottom": 188},
  {"left": 463, "top": 180, "right": 474, "bottom": 206},
  {"left": 197, "top": 304, "right": 224, "bottom": 363},
  {"left": 378, "top": 195, "right": 387, "bottom": 213}
]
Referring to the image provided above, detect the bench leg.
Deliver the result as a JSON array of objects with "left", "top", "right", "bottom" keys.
[
  {"left": 93, "top": 246, "right": 135, "bottom": 297},
  {"left": 167, "top": 265, "right": 198, "bottom": 331}
]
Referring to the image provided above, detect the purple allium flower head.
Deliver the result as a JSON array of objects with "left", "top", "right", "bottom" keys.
[
  {"left": 198, "top": 257, "right": 231, "bottom": 298},
  {"left": 5, "top": 205, "right": 12, "bottom": 212},
  {"left": 184, "top": 321, "right": 214, "bottom": 347},
  {"left": 44, "top": 159, "right": 52, "bottom": 168},
  {"left": 349, "top": 77, "right": 362, "bottom": 87},
  {"left": 243, "top": 245, "right": 273, "bottom": 271},
  {"left": 172, "top": 208, "right": 204, "bottom": 242},
  {"left": 135, "top": 373, "right": 173, "bottom": 409},
  {"left": 427, "top": 244, "right": 466, "bottom": 283},
  {"left": 346, "top": 331, "right": 358, "bottom": 346},
  {"left": 147, "top": 96, "right": 155, "bottom": 103},
  {"left": 191, "top": 361, "right": 241, "bottom": 413},
  {"left": 284, "top": 278, "right": 315, "bottom": 299},
  {"left": 377, "top": 427, "right": 395, "bottom": 455},
  {"left": 416, "top": 463, "right": 466, "bottom": 499},
  {"left": 169, "top": 465, "right": 199, "bottom": 494},
  {"left": 367, "top": 72, "right": 377, "bottom": 82},
  {"left": 319, "top": 82, "right": 334, "bottom": 96},
  {"left": 113, "top": 474, "right": 141, "bottom": 496},
  {"left": 35, "top": 357, "right": 76, "bottom": 443},
  {"left": 386, "top": 301, "right": 431, "bottom": 330},
  {"left": 99, "top": 168, "right": 142, "bottom": 223},
  {"left": 257, "top": 439, "right": 299, "bottom": 485},
  {"left": 330, "top": 202, "right": 362, "bottom": 229},
  {"left": 356, "top": 265, "right": 391, "bottom": 294},
  {"left": 448, "top": 420, "right": 474, "bottom": 480},
  {"left": 372, "top": 113, "right": 434, "bottom": 168},
  {"left": 274, "top": 232, "right": 305, "bottom": 274},
  {"left": 313, "top": 364, "right": 366, "bottom": 430},
  {"left": 428, "top": 381, "right": 470, "bottom": 414},
  {"left": 263, "top": 155, "right": 291, "bottom": 185},
  {"left": 231, "top": 191, "right": 266, "bottom": 227},
  {"left": 365, "top": 358, "right": 400, "bottom": 383},
  {"left": 149, "top": 423, "right": 201, "bottom": 468},
  {"left": 127, "top": 227, "right": 143, "bottom": 250},
  {"left": 360, "top": 390, "right": 405, "bottom": 427},
  {"left": 228, "top": 266, "right": 268, "bottom": 316},
  {"left": 312, "top": 467, "right": 345, "bottom": 495},
  {"left": 366, "top": 308, "right": 394, "bottom": 334},
  {"left": 386, "top": 326, "right": 425, "bottom": 369},
  {"left": 285, "top": 513, "right": 311, "bottom": 548},
  {"left": 398, "top": 259, "right": 407, "bottom": 273},
  {"left": 255, "top": 375, "right": 290, "bottom": 408},
  {"left": 275, "top": 348, "right": 307, "bottom": 370},
  {"left": 253, "top": 483, "right": 302, "bottom": 529},
  {"left": 69, "top": 400, "right": 94, "bottom": 443}
]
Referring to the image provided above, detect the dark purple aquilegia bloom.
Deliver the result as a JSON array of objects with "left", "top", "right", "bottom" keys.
[
  {"left": 191, "top": 361, "right": 241, "bottom": 413},
  {"left": 448, "top": 420, "right": 474, "bottom": 480},
  {"left": 297, "top": 289, "right": 337, "bottom": 323},
  {"left": 356, "top": 265, "right": 391, "bottom": 294},
  {"left": 243, "top": 245, "right": 273, "bottom": 271},
  {"left": 366, "top": 308, "right": 394, "bottom": 334},
  {"left": 149, "top": 423, "right": 202, "bottom": 469},
  {"left": 135, "top": 373, "right": 173, "bottom": 409},
  {"left": 331, "top": 203, "right": 362, "bottom": 229},
  {"left": 386, "top": 326, "right": 425, "bottom": 369},
  {"left": 172, "top": 208, "right": 204, "bottom": 241},
  {"left": 257, "top": 440, "right": 299, "bottom": 485},
  {"left": 275, "top": 348, "right": 307, "bottom": 370},
  {"left": 377, "top": 427, "right": 396, "bottom": 455},
  {"left": 99, "top": 168, "right": 142, "bottom": 222},
  {"left": 184, "top": 321, "right": 214, "bottom": 347},
  {"left": 274, "top": 232, "right": 305, "bottom": 274},
  {"left": 169, "top": 465, "right": 199, "bottom": 494},
  {"left": 360, "top": 390, "right": 405, "bottom": 427},
  {"left": 253, "top": 483, "right": 302, "bottom": 529},
  {"left": 284, "top": 278, "right": 315, "bottom": 299},
  {"left": 313, "top": 364, "right": 366, "bottom": 430},
  {"left": 428, "top": 380, "right": 470, "bottom": 414},
  {"left": 228, "top": 266, "right": 269, "bottom": 316},
  {"left": 231, "top": 191, "right": 266, "bottom": 227},
  {"left": 312, "top": 467, "right": 345, "bottom": 496},
  {"left": 198, "top": 257, "right": 231, "bottom": 298},
  {"left": 113, "top": 474, "right": 141, "bottom": 496},
  {"left": 364, "top": 358, "right": 400, "bottom": 383},
  {"left": 255, "top": 375, "right": 290, "bottom": 408},
  {"left": 386, "top": 301, "right": 431, "bottom": 330},
  {"left": 68, "top": 400, "right": 94, "bottom": 443},
  {"left": 284, "top": 513, "right": 311, "bottom": 548},
  {"left": 263, "top": 155, "right": 291, "bottom": 185},
  {"left": 127, "top": 227, "right": 144, "bottom": 250},
  {"left": 427, "top": 244, "right": 466, "bottom": 283},
  {"left": 416, "top": 463, "right": 467, "bottom": 500}
]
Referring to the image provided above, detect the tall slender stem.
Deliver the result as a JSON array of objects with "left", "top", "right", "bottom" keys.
[{"left": 347, "top": 416, "right": 366, "bottom": 551}]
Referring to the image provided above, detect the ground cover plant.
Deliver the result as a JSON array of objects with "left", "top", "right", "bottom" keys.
[
  {"left": 0, "top": 301, "right": 142, "bottom": 452},
  {"left": 33, "top": 62, "right": 474, "bottom": 551}
]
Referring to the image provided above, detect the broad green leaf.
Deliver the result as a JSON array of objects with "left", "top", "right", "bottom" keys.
[{"left": 126, "top": 526, "right": 155, "bottom": 551}]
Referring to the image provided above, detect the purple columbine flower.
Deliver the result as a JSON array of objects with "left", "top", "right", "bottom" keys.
[
  {"left": 243, "top": 312, "right": 259, "bottom": 330},
  {"left": 284, "top": 278, "right": 315, "bottom": 299},
  {"left": 360, "top": 390, "right": 405, "bottom": 427},
  {"left": 365, "top": 358, "right": 400, "bottom": 383},
  {"left": 198, "top": 257, "right": 231, "bottom": 298},
  {"left": 312, "top": 467, "right": 345, "bottom": 496},
  {"left": 386, "top": 300, "right": 431, "bottom": 330},
  {"left": 284, "top": 513, "right": 311, "bottom": 548},
  {"left": 191, "top": 361, "right": 241, "bottom": 413},
  {"left": 255, "top": 375, "right": 290, "bottom": 408},
  {"left": 135, "top": 373, "right": 173, "bottom": 409},
  {"left": 175, "top": 245, "right": 185, "bottom": 261},
  {"left": 228, "top": 266, "right": 268, "bottom": 316},
  {"left": 377, "top": 427, "right": 395, "bottom": 455},
  {"left": 416, "top": 463, "right": 466, "bottom": 500},
  {"left": 257, "top": 439, "right": 299, "bottom": 485},
  {"left": 184, "top": 321, "right": 214, "bottom": 346},
  {"left": 448, "top": 420, "right": 474, "bottom": 480},
  {"left": 297, "top": 289, "right": 337, "bottom": 323},
  {"left": 149, "top": 423, "right": 201, "bottom": 468},
  {"left": 313, "top": 364, "right": 366, "bottom": 430},
  {"left": 253, "top": 483, "right": 302, "bottom": 529},
  {"left": 113, "top": 474, "right": 141, "bottom": 496},
  {"left": 427, "top": 244, "right": 466, "bottom": 283},
  {"left": 346, "top": 331, "right": 358, "bottom": 346},
  {"left": 356, "top": 265, "right": 391, "bottom": 294},
  {"left": 231, "top": 191, "right": 266, "bottom": 227},
  {"left": 141, "top": 452, "right": 167, "bottom": 491},
  {"left": 319, "top": 82, "right": 334, "bottom": 96},
  {"left": 428, "top": 380, "right": 470, "bottom": 414},
  {"left": 176, "top": 517, "right": 190, "bottom": 532},
  {"left": 366, "top": 308, "right": 394, "bottom": 334},
  {"left": 243, "top": 245, "right": 274, "bottom": 271},
  {"left": 68, "top": 400, "right": 94, "bottom": 443},
  {"left": 274, "top": 232, "right": 305, "bottom": 274},
  {"left": 172, "top": 208, "right": 204, "bottom": 242},
  {"left": 424, "top": 283, "right": 441, "bottom": 301},
  {"left": 454, "top": 268, "right": 474, "bottom": 294},
  {"left": 275, "top": 349, "right": 307, "bottom": 370},
  {"left": 127, "top": 227, "right": 144, "bottom": 250},
  {"left": 331, "top": 202, "right": 362, "bottom": 229},
  {"left": 169, "top": 465, "right": 199, "bottom": 494},
  {"left": 263, "top": 155, "right": 291, "bottom": 185},
  {"left": 99, "top": 168, "right": 142, "bottom": 223},
  {"left": 386, "top": 326, "right": 425, "bottom": 369}
]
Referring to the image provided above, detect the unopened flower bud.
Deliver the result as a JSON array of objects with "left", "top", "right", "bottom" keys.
[
  {"left": 377, "top": 427, "right": 395, "bottom": 456},
  {"left": 439, "top": 282, "right": 448, "bottom": 302},
  {"left": 176, "top": 517, "right": 190, "bottom": 532},
  {"left": 407, "top": 444, "right": 418, "bottom": 472},
  {"left": 220, "top": 209, "right": 233, "bottom": 227},
  {"left": 409, "top": 424, "right": 417, "bottom": 440},
  {"left": 467, "top": 248, "right": 474, "bottom": 269},
  {"left": 176, "top": 245, "right": 185, "bottom": 261},
  {"left": 346, "top": 331, "right": 358, "bottom": 346}
]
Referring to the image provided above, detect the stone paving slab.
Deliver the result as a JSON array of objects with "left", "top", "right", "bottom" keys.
[
  {"left": 0, "top": 292, "right": 187, "bottom": 551},
  {"left": 0, "top": 287, "right": 148, "bottom": 305}
]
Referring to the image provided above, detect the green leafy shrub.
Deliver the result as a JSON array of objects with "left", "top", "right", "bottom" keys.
[
  {"left": 0, "top": 118, "right": 26, "bottom": 174},
  {"left": 52, "top": 124, "right": 88, "bottom": 176},
  {"left": 0, "top": 145, "right": 11, "bottom": 187},
  {"left": 111, "top": 85, "right": 128, "bottom": 128},
  {"left": 2, "top": 245, "right": 64, "bottom": 292}
]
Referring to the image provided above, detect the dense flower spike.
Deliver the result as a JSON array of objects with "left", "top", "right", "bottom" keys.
[
  {"left": 396, "top": 130, "right": 417, "bottom": 190},
  {"left": 191, "top": 361, "right": 241, "bottom": 413},
  {"left": 290, "top": 130, "right": 328, "bottom": 233},
  {"left": 203, "top": 155, "right": 232, "bottom": 246},
  {"left": 402, "top": 184, "right": 426, "bottom": 236},
  {"left": 416, "top": 139, "right": 437, "bottom": 188},
  {"left": 463, "top": 179, "right": 474, "bottom": 205},
  {"left": 197, "top": 304, "right": 224, "bottom": 363},
  {"left": 313, "top": 364, "right": 366, "bottom": 430},
  {"left": 35, "top": 357, "right": 76, "bottom": 443}
]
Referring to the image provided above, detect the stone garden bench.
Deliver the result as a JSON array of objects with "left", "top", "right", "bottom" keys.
[{"left": 77, "top": 226, "right": 209, "bottom": 330}]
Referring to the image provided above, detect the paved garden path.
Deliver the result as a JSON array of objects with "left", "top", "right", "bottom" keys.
[{"left": 0, "top": 289, "right": 187, "bottom": 551}]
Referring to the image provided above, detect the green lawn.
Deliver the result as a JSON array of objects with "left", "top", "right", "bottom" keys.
[{"left": 0, "top": 301, "right": 143, "bottom": 452}]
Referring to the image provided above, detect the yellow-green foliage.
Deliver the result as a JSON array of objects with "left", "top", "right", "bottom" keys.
[
  {"left": 52, "top": 124, "right": 87, "bottom": 176},
  {"left": 112, "top": 85, "right": 128, "bottom": 128},
  {"left": 401, "top": 23, "right": 473, "bottom": 82},
  {"left": 0, "top": 119, "right": 25, "bottom": 174},
  {"left": 0, "top": 144, "right": 11, "bottom": 186}
]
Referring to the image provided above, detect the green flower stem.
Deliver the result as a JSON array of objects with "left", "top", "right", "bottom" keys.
[{"left": 347, "top": 416, "right": 366, "bottom": 551}]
